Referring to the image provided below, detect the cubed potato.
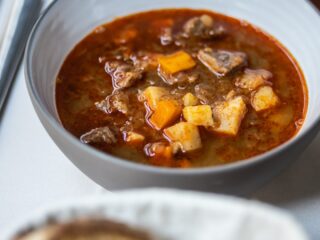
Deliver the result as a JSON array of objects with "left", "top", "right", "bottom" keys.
[
  {"left": 211, "top": 96, "right": 247, "bottom": 136},
  {"left": 183, "top": 93, "right": 199, "bottom": 106},
  {"left": 235, "top": 69, "right": 272, "bottom": 91},
  {"left": 164, "top": 122, "right": 202, "bottom": 152},
  {"left": 125, "top": 132, "right": 145, "bottom": 144},
  {"left": 158, "top": 51, "right": 196, "bottom": 74},
  {"left": 143, "top": 86, "right": 169, "bottom": 110},
  {"left": 149, "top": 100, "right": 182, "bottom": 130},
  {"left": 183, "top": 105, "right": 214, "bottom": 127},
  {"left": 251, "top": 86, "right": 279, "bottom": 112}
]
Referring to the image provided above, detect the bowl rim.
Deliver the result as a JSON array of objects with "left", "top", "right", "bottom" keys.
[{"left": 25, "top": 0, "right": 320, "bottom": 175}]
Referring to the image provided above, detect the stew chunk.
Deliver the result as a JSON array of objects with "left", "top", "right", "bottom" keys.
[
  {"left": 183, "top": 93, "right": 199, "bottom": 106},
  {"left": 143, "top": 86, "right": 169, "bottom": 110},
  {"left": 96, "top": 91, "right": 129, "bottom": 115},
  {"left": 183, "top": 105, "right": 214, "bottom": 127},
  {"left": 164, "top": 122, "right": 202, "bottom": 152},
  {"left": 251, "top": 86, "right": 279, "bottom": 112},
  {"left": 158, "top": 51, "right": 198, "bottom": 85},
  {"left": 125, "top": 131, "right": 145, "bottom": 144},
  {"left": 105, "top": 60, "right": 143, "bottom": 89},
  {"left": 149, "top": 99, "right": 182, "bottom": 130},
  {"left": 198, "top": 48, "right": 247, "bottom": 77},
  {"left": 211, "top": 96, "right": 247, "bottom": 136},
  {"left": 183, "top": 15, "right": 225, "bottom": 39},
  {"left": 158, "top": 51, "right": 196, "bottom": 74}
]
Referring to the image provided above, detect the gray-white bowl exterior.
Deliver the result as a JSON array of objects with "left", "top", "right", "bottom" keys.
[{"left": 25, "top": 0, "right": 320, "bottom": 194}]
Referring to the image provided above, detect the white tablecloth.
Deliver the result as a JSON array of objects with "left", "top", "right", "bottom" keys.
[{"left": 0, "top": 0, "right": 319, "bottom": 239}]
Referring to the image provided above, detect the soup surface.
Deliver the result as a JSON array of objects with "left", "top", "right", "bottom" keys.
[{"left": 56, "top": 9, "right": 307, "bottom": 168}]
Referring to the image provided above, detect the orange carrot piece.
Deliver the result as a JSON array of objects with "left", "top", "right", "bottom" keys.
[{"left": 149, "top": 100, "right": 182, "bottom": 130}]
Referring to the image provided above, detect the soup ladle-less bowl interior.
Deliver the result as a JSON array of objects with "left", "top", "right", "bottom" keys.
[{"left": 25, "top": 0, "right": 320, "bottom": 194}]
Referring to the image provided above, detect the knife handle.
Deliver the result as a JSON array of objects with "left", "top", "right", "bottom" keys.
[{"left": 0, "top": 0, "right": 42, "bottom": 113}]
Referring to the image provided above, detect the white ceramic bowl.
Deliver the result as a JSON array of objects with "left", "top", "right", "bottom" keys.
[
  {"left": 25, "top": 0, "right": 320, "bottom": 194},
  {"left": 3, "top": 189, "right": 308, "bottom": 240}
]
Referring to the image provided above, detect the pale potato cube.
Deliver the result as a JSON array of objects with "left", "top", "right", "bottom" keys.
[
  {"left": 158, "top": 51, "right": 196, "bottom": 74},
  {"left": 125, "top": 132, "right": 145, "bottom": 144},
  {"left": 183, "top": 93, "right": 199, "bottom": 106},
  {"left": 251, "top": 86, "right": 279, "bottom": 112},
  {"left": 183, "top": 105, "right": 214, "bottom": 127},
  {"left": 164, "top": 122, "right": 202, "bottom": 152},
  {"left": 212, "top": 96, "right": 247, "bottom": 136},
  {"left": 143, "top": 86, "right": 169, "bottom": 110}
]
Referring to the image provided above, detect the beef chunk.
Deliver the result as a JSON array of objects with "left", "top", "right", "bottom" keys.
[
  {"left": 198, "top": 48, "right": 247, "bottom": 77},
  {"left": 95, "top": 91, "right": 129, "bottom": 115},
  {"left": 80, "top": 127, "right": 117, "bottom": 144},
  {"left": 158, "top": 68, "right": 199, "bottom": 86},
  {"left": 235, "top": 69, "right": 273, "bottom": 91},
  {"left": 105, "top": 60, "right": 143, "bottom": 89},
  {"left": 183, "top": 15, "right": 225, "bottom": 39}
]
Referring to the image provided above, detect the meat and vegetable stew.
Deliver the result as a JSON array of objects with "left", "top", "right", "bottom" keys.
[{"left": 56, "top": 9, "right": 307, "bottom": 168}]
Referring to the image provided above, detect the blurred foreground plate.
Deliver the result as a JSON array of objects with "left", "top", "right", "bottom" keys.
[{"left": 3, "top": 189, "right": 308, "bottom": 240}]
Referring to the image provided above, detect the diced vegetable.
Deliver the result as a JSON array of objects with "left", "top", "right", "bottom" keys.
[
  {"left": 143, "top": 86, "right": 169, "bottom": 110},
  {"left": 251, "top": 86, "right": 279, "bottom": 112},
  {"left": 183, "top": 93, "right": 199, "bottom": 106},
  {"left": 211, "top": 96, "right": 247, "bottom": 136},
  {"left": 149, "top": 100, "right": 182, "bottom": 130},
  {"left": 158, "top": 51, "right": 196, "bottom": 74},
  {"left": 164, "top": 122, "right": 202, "bottom": 152},
  {"left": 125, "top": 131, "right": 145, "bottom": 144},
  {"left": 183, "top": 105, "right": 214, "bottom": 127}
]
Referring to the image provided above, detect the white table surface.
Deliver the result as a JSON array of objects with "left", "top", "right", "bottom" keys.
[{"left": 0, "top": 0, "right": 320, "bottom": 239}]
